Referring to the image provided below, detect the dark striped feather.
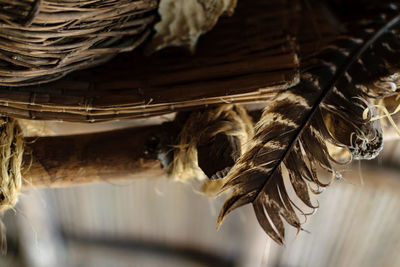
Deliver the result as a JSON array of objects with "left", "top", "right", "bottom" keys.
[{"left": 217, "top": 11, "right": 400, "bottom": 244}]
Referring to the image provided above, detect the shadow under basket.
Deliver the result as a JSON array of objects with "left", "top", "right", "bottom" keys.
[{"left": 0, "top": 0, "right": 158, "bottom": 87}]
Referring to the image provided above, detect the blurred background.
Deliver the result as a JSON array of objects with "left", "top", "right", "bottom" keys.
[{"left": 0, "top": 121, "right": 399, "bottom": 267}]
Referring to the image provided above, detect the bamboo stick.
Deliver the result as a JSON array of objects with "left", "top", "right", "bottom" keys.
[
  {"left": 22, "top": 126, "right": 167, "bottom": 188},
  {"left": 19, "top": 107, "right": 400, "bottom": 188}
]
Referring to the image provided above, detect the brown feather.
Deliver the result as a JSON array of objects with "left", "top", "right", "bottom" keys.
[{"left": 217, "top": 11, "right": 400, "bottom": 244}]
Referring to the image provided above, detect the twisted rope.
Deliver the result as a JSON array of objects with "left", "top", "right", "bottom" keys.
[
  {"left": 0, "top": 118, "right": 24, "bottom": 211},
  {"left": 170, "top": 104, "right": 254, "bottom": 185}
]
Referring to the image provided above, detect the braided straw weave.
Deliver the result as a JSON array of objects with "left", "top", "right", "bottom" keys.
[{"left": 0, "top": 0, "right": 158, "bottom": 86}]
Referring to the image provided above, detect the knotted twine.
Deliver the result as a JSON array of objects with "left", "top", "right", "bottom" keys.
[{"left": 170, "top": 104, "right": 254, "bottom": 195}]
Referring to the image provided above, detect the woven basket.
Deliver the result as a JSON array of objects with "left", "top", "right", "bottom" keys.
[
  {"left": 0, "top": 0, "right": 157, "bottom": 87},
  {"left": 0, "top": 0, "right": 306, "bottom": 122}
]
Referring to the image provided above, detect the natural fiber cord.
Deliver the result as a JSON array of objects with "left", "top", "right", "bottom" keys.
[
  {"left": 0, "top": 118, "right": 24, "bottom": 211},
  {"left": 170, "top": 104, "right": 254, "bottom": 185}
]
